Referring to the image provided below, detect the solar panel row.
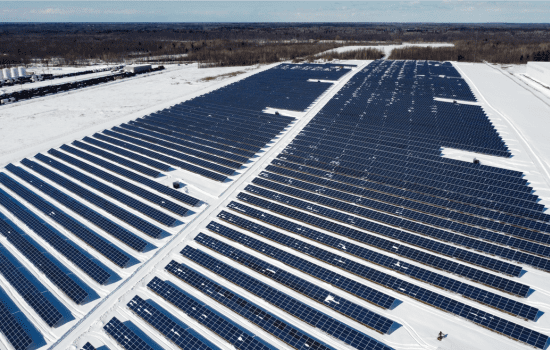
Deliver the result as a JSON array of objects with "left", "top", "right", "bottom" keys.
[
  {"left": 259, "top": 168, "right": 550, "bottom": 241},
  {"left": 195, "top": 232, "right": 401, "bottom": 325},
  {"left": 165, "top": 260, "right": 392, "bottom": 350},
  {"left": 0, "top": 213, "right": 89, "bottom": 304},
  {"left": 0, "top": 246, "right": 64, "bottom": 327},
  {"left": 0, "top": 172, "right": 132, "bottom": 268},
  {"left": 34, "top": 153, "right": 178, "bottom": 227},
  {"left": 246, "top": 180, "right": 550, "bottom": 266},
  {"left": 0, "top": 188, "right": 111, "bottom": 285},
  {"left": 228, "top": 197, "right": 523, "bottom": 277},
  {"left": 6, "top": 164, "right": 148, "bottom": 252},
  {"left": 148, "top": 277, "right": 305, "bottom": 350},
  {"left": 21, "top": 158, "right": 164, "bottom": 238},
  {"left": 60, "top": 144, "right": 199, "bottom": 207},
  {"left": 180, "top": 246, "right": 399, "bottom": 341},
  {"left": 205, "top": 221, "right": 536, "bottom": 319},
  {"left": 47, "top": 148, "right": 189, "bottom": 216},
  {"left": 0, "top": 288, "right": 34, "bottom": 350},
  {"left": 127, "top": 295, "right": 217, "bottom": 350}
]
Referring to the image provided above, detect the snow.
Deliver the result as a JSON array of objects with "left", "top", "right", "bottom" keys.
[
  {"left": 0, "top": 63, "right": 271, "bottom": 169},
  {"left": 1, "top": 54, "right": 549, "bottom": 350},
  {"left": 319, "top": 42, "right": 455, "bottom": 59}
]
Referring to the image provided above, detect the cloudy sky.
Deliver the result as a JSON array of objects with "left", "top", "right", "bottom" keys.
[{"left": 1, "top": 1, "right": 549, "bottom": 23}]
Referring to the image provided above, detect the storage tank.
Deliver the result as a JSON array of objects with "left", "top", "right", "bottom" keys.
[
  {"left": 2, "top": 68, "right": 11, "bottom": 80},
  {"left": 10, "top": 67, "right": 18, "bottom": 79},
  {"left": 17, "top": 67, "right": 26, "bottom": 77}
]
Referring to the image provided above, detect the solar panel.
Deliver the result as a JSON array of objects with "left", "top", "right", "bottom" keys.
[
  {"left": 34, "top": 153, "right": 178, "bottom": 227},
  {"left": 48, "top": 148, "right": 189, "bottom": 216},
  {"left": 165, "top": 260, "right": 393, "bottom": 350},
  {"left": 128, "top": 120, "right": 256, "bottom": 158},
  {"left": 0, "top": 188, "right": 111, "bottom": 285},
  {"left": 81, "top": 342, "right": 98, "bottom": 350},
  {"left": 72, "top": 140, "right": 161, "bottom": 178},
  {"left": 0, "top": 172, "right": 132, "bottom": 268},
  {"left": 229, "top": 196, "right": 523, "bottom": 277},
  {"left": 82, "top": 136, "right": 171, "bottom": 172},
  {"left": 127, "top": 295, "right": 217, "bottom": 350},
  {"left": 0, "top": 245, "right": 64, "bottom": 327},
  {"left": 0, "top": 286, "right": 34, "bottom": 350},
  {"left": 206, "top": 219, "right": 537, "bottom": 320},
  {"left": 112, "top": 126, "right": 243, "bottom": 169},
  {"left": 103, "top": 317, "right": 155, "bottom": 350},
  {"left": 179, "top": 246, "right": 400, "bottom": 347},
  {"left": 147, "top": 277, "right": 288, "bottom": 350},
  {"left": 61, "top": 144, "right": 200, "bottom": 206},
  {"left": 93, "top": 133, "right": 228, "bottom": 182},
  {"left": 102, "top": 129, "right": 236, "bottom": 176},
  {"left": 6, "top": 164, "right": 148, "bottom": 252},
  {"left": 195, "top": 232, "right": 400, "bottom": 323},
  {"left": 119, "top": 123, "right": 249, "bottom": 164},
  {"left": 261, "top": 166, "right": 550, "bottom": 239},
  {"left": 245, "top": 180, "right": 550, "bottom": 268},
  {"left": 0, "top": 212, "right": 89, "bottom": 304}
]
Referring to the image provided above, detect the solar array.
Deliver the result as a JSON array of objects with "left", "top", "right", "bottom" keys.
[
  {"left": 184, "top": 60, "right": 549, "bottom": 350},
  {"left": 0, "top": 59, "right": 548, "bottom": 350},
  {"left": 0, "top": 63, "right": 347, "bottom": 350}
]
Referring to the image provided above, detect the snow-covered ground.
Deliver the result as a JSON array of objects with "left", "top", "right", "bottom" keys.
[
  {"left": 0, "top": 63, "right": 270, "bottom": 169},
  {"left": 1, "top": 51, "right": 550, "bottom": 350},
  {"left": 319, "top": 42, "right": 454, "bottom": 59}
]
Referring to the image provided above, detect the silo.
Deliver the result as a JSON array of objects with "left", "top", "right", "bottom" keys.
[
  {"left": 17, "top": 67, "right": 26, "bottom": 77},
  {"left": 2, "top": 68, "right": 11, "bottom": 80},
  {"left": 10, "top": 67, "right": 18, "bottom": 79}
]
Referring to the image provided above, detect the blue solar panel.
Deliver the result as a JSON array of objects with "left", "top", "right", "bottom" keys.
[
  {"left": 72, "top": 140, "right": 161, "bottom": 178},
  {"left": 119, "top": 123, "right": 249, "bottom": 164},
  {"left": 103, "top": 317, "right": 155, "bottom": 350},
  {"left": 179, "top": 247, "right": 399, "bottom": 348},
  {"left": 0, "top": 188, "right": 111, "bottom": 285},
  {"left": 206, "top": 219, "right": 537, "bottom": 321},
  {"left": 48, "top": 148, "right": 189, "bottom": 216},
  {"left": 148, "top": 277, "right": 289, "bottom": 350},
  {"left": 0, "top": 172, "right": 132, "bottom": 268},
  {"left": 245, "top": 180, "right": 550, "bottom": 270},
  {"left": 81, "top": 342, "right": 97, "bottom": 350},
  {"left": 61, "top": 144, "right": 200, "bottom": 206},
  {"left": 6, "top": 164, "right": 148, "bottom": 252},
  {"left": 229, "top": 196, "right": 523, "bottom": 277},
  {"left": 34, "top": 153, "right": 178, "bottom": 227},
  {"left": 82, "top": 136, "right": 171, "bottom": 172},
  {"left": 195, "top": 232, "right": 399, "bottom": 317},
  {"left": 0, "top": 286, "right": 34, "bottom": 350},
  {"left": 112, "top": 126, "right": 243, "bottom": 169},
  {"left": 0, "top": 244, "right": 64, "bottom": 327},
  {"left": 127, "top": 295, "right": 218, "bottom": 350},
  {"left": 20, "top": 158, "right": 163, "bottom": 239},
  {"left": 0, "top": 212, "right": 89, "bottom": 304},
  {"left": 93, "top": 133, "right": 228, "bottom": 182}
]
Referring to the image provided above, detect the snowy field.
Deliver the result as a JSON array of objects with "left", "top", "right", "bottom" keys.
[
  {"left": 319, "top": 42, "right": 454, "bottom": 58},
  {"left": 0, "top": 63, "right": 269, "bottom": 169},
  {"left": 1, "top": 48, "right": 550, "bottom": 350}
]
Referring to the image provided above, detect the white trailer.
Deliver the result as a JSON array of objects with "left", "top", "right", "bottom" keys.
[{"left": 123, "top": 65, "right": 152, "bottom": 73}]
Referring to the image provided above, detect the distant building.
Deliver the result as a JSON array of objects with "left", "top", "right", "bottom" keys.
[
  {"left": 526, "top": 62, "right": 550, "bottom": 86},
  {"left": 123, "top": 65, "right": 152, "bottom": 74}
]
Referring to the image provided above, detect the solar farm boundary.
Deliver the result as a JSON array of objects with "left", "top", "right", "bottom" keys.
[
  {"left": 48, "top": 62, "right": 368, "bottom": 350},
  {"left": 453, "top": 62, "right": 550, "bottom": 189}
]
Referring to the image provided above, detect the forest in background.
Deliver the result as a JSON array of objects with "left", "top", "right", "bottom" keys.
[{"left": 1, "top": 23, "right": 550, "bottom": 67}]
